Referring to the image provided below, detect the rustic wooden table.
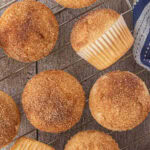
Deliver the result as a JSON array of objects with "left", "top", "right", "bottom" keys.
[{"left": 0, "top": 0, "right": 150, "bottom": 150}]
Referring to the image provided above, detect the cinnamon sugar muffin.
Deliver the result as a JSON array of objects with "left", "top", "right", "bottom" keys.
[
  {"left": 55, "top": 0, "right": 97, "bottom": 9},
  {"left": 0, "top": 91, "right": 20, "bottom": 148},
  {"left": 0, "top": 0, "right": 59, "bottom": 62},
  {"left": 11, "top": 137, "right": 55, "bottom": 150},
  {"left": 89, "top": 71, "right": 150, "bottom": 131},
  {"left": 65, "top": 130, "right": 120, "bottom": 150},
  {"left": 22, "top": 70, "right": 85, "bottom": 133},
  {"left": 71, "top": 9, "right": 134, "bottom": 70}
]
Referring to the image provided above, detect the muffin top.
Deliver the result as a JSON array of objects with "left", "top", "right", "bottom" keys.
[
  {"left": 0, "top": 0, "right": 58, "bottom": 62},
  {"left": 65, "top": 130, "right": 120, "bottom": 150},
  {"left": 55, "top": 0, "right": 97, "bottom": 9},
  {"left": 71, "top": 9, "right": 120, "bottom": 51},
  {"left": 89, "top": 71, "right": 150, "bottom": 131},
  {"left": 22, "top": 70, "right": 85, "bottom": 133},
  {"left": 0, "top": 91, "right": 20, "bottom": 148},
  {"left": 11, "top": 137, "right": 55, "bottom": 150}
]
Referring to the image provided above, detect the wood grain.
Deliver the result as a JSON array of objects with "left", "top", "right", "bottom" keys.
[
  {"left": 0, "top": 1, "right": 37, "bottom": 148},
  {"left": 1, "top": 0, "right": 150, "bottom": 150},
  {"left": 122, "top": 133, "right": 150, "bottom": 150},
  {"left": 37, "top": 1, "right": 142, "bottom": 150},
  {"left": 0, "top": 62, "right": 37, "bottom": 150}
]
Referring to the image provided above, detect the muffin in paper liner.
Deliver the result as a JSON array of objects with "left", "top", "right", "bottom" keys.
[
  {"left": 71, "top": 9, "right": 134, "bottom": 70},
  {"left": 11, "top": 137, "right": 55, "bottom": 150}
]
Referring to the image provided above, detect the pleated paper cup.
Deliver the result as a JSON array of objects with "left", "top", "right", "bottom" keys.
[
  {"left": 11, "top": 137, "right": 55, "bottom": 150},
  {"left": 71, "top": 9, "right": 134, "bottom": 70}
]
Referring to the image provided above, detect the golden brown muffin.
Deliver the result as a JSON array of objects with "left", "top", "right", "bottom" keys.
[
  {"left": 0, "top": 0, "right": 59, "bottom": 62},
  {"left": 0, "top": 91, "right": 20, "bottom": 149},
  {"left": 65, "top": 130, "right": 120, "bottom": 150},
  {"left": 11, "top": 137, "right": 55, "bottom": 150},
  {"left": 71, "top": 9, "right": 134, "bottom": 70},
  {"left": 89, "top": 71, "right": 150, "bottom": 131},
  {"left": 55, "top": 0, "right": 97, "bottom": 9},
  {"left": 22, "top": 70, "right": 85, "bottom": 133}
]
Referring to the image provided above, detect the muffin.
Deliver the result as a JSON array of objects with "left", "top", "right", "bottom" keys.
[
  {"left": 11, "top": 137, "right": 55, "bottom": 150},
  {"left": 71, "top": 9, "right": 134, "bottom": 70},
  {"left": 22, "top": 70, "right": 85, "bottom": 133},
  {"left": 0, "top": 91, "right": 20, "bottom": 148},
  {"left": 55, "top": 0, "right": 97, "bottom": 9},
  {"left": 89, "top": 71, "right": 150, "bottom": 131},
  {"left": 65, "top": 130, "right": 120, "bottom": 150},
  {"left": 0, "top": 0, "right": 59, "bottom": 62}
]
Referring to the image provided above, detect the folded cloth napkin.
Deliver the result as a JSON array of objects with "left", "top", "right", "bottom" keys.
[{"left": 133, "top": 0, "right": 150, "bottom": 71}]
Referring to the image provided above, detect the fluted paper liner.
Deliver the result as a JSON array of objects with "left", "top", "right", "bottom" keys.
[
  {"left": 77, "top": 16, "right": 134, "bottom": 70},
  {"left": 11, "top": 137, "right": 55, "bottom": 150}
]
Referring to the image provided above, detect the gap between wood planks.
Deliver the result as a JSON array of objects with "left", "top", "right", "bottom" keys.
[
  {"left": 0, "top": 0, "right": 131, "bottom": 60},
  {"left": 1, "top": 0, "right": 143, "bottom": 149},
  {"left": 9, "top": 66, "right": 149, "bottom": 146},
  {"left": 0, "top": 13, "right": 133, "bottom": 84}
]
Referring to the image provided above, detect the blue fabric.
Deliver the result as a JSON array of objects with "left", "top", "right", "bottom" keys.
[
  {"left": 133, "top": 0, "right": 150, "bottom": 26},
  {"left": 133, "top": 0, "right": 150, "bottom": 71},
  {"left": 140, "top": 32, "right": 150, "bottom": 67}
]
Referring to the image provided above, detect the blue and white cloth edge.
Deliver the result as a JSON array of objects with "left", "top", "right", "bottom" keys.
[{"left": 133, "top": 0, "right": 150, "bottom": 71}]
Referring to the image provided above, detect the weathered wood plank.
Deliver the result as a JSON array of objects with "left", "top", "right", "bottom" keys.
[
  {"left": 0, "top": 62, "right": 37, "bottom": 150},
  {"left": 69, "top": 0, "right": 131, "bottom": 17},
  {"left": 37, "top": 1, "right": 137, "bottom": 150},
  {"left": 0, "top": 0, "right": 37, "bottom": 144},
  {"left": 38, "top": 0, "right": 57, "bottom": 8},
  {"left": 123, "top": 134, "right": 150, "bottom": 150},
  {"left": 1, "top": 130, "right": 37, "bottom": 150},
  {"left": 1, "top": 0, "right": 148, "bottom": 150},
  {"left": 37, "top": 5, "right": 133, "bottom": 73}
]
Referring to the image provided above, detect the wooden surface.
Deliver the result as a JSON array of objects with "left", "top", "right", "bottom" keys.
[{"left": 0, "top": 0, "right": 150, "bottom": 150}]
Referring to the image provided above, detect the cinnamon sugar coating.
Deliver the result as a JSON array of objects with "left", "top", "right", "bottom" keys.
[
  {"left": 65, "top": 130, "right": 120, "bottom": 150},
  {"left": 55, "top": 0, "right": 97, "bottom": 9},
  {"left": 22, "top": 70, "right": 85, "bottom": 133},
  {"left": 89, "top": 71, "right": 150, "bottom": 131},
  {"left": 0, "top": 0, "right": 59, "bottom": 62},
  {"left": 0, "top": 91, "right": 20, "bottom": 148},
  {"left": 71, "top": 9, "right": 120, "bottom": 51}
]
